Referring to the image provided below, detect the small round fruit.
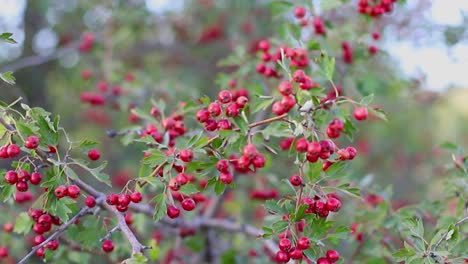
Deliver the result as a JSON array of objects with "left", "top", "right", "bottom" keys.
[
  {"left": 279, "top": 238, "right": 292, "bottom": 252},
  {"left": 175, "top": 173, "right": 188, "bottom": 185},
  {"left": 296, "top": 237, "right": 310, "bottom": 250},
  {"left": 289, "top": 248, "right": 303, "bottom": 260},
  {"left": 326, "top": 249, "right": 340, "bottom": 262},
  {"left": 6, "top": 144, "right": 21, "bottom": 158},
  {"left": 275, "top": 250, "right": 290, "bottom": 263},
  {"left": 169, "top": 178, "right": 181, "bottom": 192},
  {"left": 294, "top": 6, "right": 306, "bottom": 18},
  {"left": 317, "top": 257, "right": 331, "bottom": 264},
  {"left": 218, "top": 90, "right": 233, "bottom": 104},
  {"left": 130, "top": 192, "right": 142, "bottom": 203},
  {"left": 295, "top": 138, "right": 309, "bottom": 153},
  {"left": 102, "top": 240, "right": 114, "bottom": 252},
  {"left": 181, "top": 198, "right": 196, "bottom": 211},
  {"left": 67, "top": 185, "right": 81, "bottom": 199},
  {"left": 289, "top": 174, "right": 303, "bottom": 186},
  {"left": 326, "top": 197, "right": 342, "bottom": 212},
  {"left": 216, "top": 159, "right": 230, "bottom": 173},
  {"left": 0, "top": 247, "right": 8, "bottom": 258},
  {"left": 16, "top": 181, "right": 29, "bottom": 192},
  {"left": 25, "top": 136, "right": 40, "bottom": 149},
  {"left": 30, "top": 172, "right": 42, "bottom": 185},
  {"left": 219, "top": 172, "right": 233, "bottom": 184},
  {"left": 179, "top": 149, "right": 194, "bottom": 162},
  {"left": 85, "top": 196, "right": 96, "bottom": 208},
  {"left": 353, "top": 107, "right": 368, "bottom": 121},
  {"left": 106, "top": 193, "right": 119, "bottom": 205},
  {"left": 3, "top": 223, "right": 13, "bottom": 233},
  {"left": 36, "top": 247, "right": 45, "bottom": 257},
  {"left": 34, "top": 235, "right": 46, "bottom": 245},
  {"left": 167, "top": 205, "right": 180, "bottom": 219},
  {"left": 88, "top": 148, "right": 100, "bottom": 161},
  {"left": 4, "top": 170, "right": 18, "bottom": 184},
  {"left": 118, "top": 194, "right": 131, "bottom": 206}
]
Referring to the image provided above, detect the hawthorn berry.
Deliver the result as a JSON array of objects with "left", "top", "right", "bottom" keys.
[
  {"left": 30, "top": 172, "right": 42, "bottom": 185},
  {"left": 36, "top": 247, "right": 45, "bottom": 257},
  {"left": 85, "top": 196, "right": 96, "bottom": 207},
  {"left": 116, "top": 203, "right": 129, "bottom": 212},
  {"left": 208, "top": 102, "right": 222, "bottom": 116},
  {"left": 46, "top": 239, "right": 59, "bottom": 250},
  {"left": 275, "top": 250, "right": 290, "bottom": 263},
  {"left": 235, "top": 96, "right": 249, "bottom": 108},
  {"left": 0, "top": 146, "right": 7, "bottom": 158},
  {"left": 353, "top": 107, "right": 368, "bottom": 121},
  {"left": 125, "top": 213, "right": 133, "bottom": 225},
  {"left": 258, "top": 40, "right": 270, "bottom": 52},
  {"left": 106, "top": 193, "right": 119, "bottom": 205},
  {"left": 16, "top": 181, "right": 29, "bottom": 192},
  {"left": 167, "top": 205, "right": 180, "bottom": 218},
  {"left": 289, "top": 248, "right": 303, "bottom": 260},
  {"left": 181, "top": 198, "right": 196, "bottom": 211},
  {"left": 130, "top": 192, "right": 142, "bottom": 203},
  {"left": 38, "top": 214, "right": 52, "bottom": 226},
  {"left": 279, "top": 238, "right": 292, "bottom": 252},
  {"left": 243, "top": 144, "right": 257, "bottom": 159},
  {"left": 216, "top": 159, "right": 230, "bottom": 172},
  {"left": 196, "top": 109, "right": 210, "bottom": 122},
  {"left": 169, "top": 178, "right": 181, "bottom": 191},
  {"left": 66, "top": 185, "right": 80, "bottom": 199},
  {"left": 118, "top": 194, "right": 131, "bottom": 206},
  {"left": 218, "top": 90, "right": 233, "bottom": 104},
  {"left": 295, "top": 138, "right": 309, "bottom": 152},
  {"left": 326, "top": 197, "right": 342, "bottom": 212},
  {"left": 4, "top": 170, "right": 18, "bottom": 184},
  {"left": 34, "top": 235, "right": 46, "bottom": 245},
  {"left": 326, "top": 249, "right": 340, "bottom": 262},
  {"left": 25, "top": 135, "right": 40, "bottom": 149},
  {"left": 289, "top": 174, "right": 303, "bottom": 186},
  {"left": 179, "top": 149, "right": 194, "bottom": 162},
  {"left": 219, "top": 172, "right": 233, "bottom": 184},
  {"left": 150, "top": 106, "right": 161, "bottom": 117},
  {"left": 88, "top": 148, "right": 100, "bottom": 161},
  {"left": 294, "top": 6, "right": 306, "bottom": 19},
  {"left": 6, "top": 144, "right": 21, "bottom": 158},
  {"left": 296, "top": 237, "right": 310, "bottom": 250},
  {"left": 317, "top": 257, "right": 331, "bottom": 264},
  {"left": 0, "top": 247, "right": 8, "bottom": 258},
  {"left": 102, "top": 240, "right": 114, "bottom": 252}
]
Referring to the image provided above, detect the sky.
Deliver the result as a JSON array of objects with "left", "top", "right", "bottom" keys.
[{"left": 0, "top": 0, "right": 467, "bottom": 91}]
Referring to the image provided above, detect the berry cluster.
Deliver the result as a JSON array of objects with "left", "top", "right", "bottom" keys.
[
  {"left": 196, "top": 89, "right": 249, "bottom": 131},
  {"left": 54, "top": 185, "right": 81, "bottom": 199},
  {"left": 4, "top": 170, "right": 42, "bottom": 192},
  {"left": 357, "top": 0, "right": 397, "bottom": 18},
  {"left": 215, "top": 159, "right": 233, "bottom": 184},
  {"left": 0, "top": 143, "right": 21, "bottom": 159},
  {"left": 313, "top": 17, "right": 326, "bottom": 35},
  {"left": 301, "top": 194, "right": 343, "bottom": 218},
  {"left": 28, "top": 209, "right": 62, "bottom": 257},
  {"left": 341, "top": 41, "right": 353, "bottom": 64},
  {"left": 326, "top": 118, "right": 344, "bottom": 138},
  {"left": 317, "top": 250, "right": 341, "bottom": 264},
  {"left": 274, "top": 236, "right": 310, "bottom": 262},
  {"left": 255, "top": 40, "right": 311, "bottom": 79},
  {"left": 105, "top": 192, "right": 143, "bottom": 212},
  {"left": 231, "top": 144, "right": 266, "bottom": 173}
]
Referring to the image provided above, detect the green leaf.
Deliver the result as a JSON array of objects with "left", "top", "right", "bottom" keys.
[
  {"left": 288, "top": 22, "right": 301, "bottom": 40},
  {"left": 15, "top": 120, "right": 38, "bottom": 139},
  {"left": 72, "top": 159, "right": 111, "bottom": 186},
  {"left": 342, "top": 118, "right": 358, "bottom": 141},
  {"left": 307, "top": 160, "right": 323, "bottom": 181},
  {"left": 369, "top": 108, "right": 388, "bottom": 121},
  {"left": 232, "top": 116, "right": 248, "bottom": 134},
  {"left": 272, "top": 220, "right": 289, "bottom": 233},
  {"left": 64, "top": 166, "right": 79, "bottom": 180},
  {"left": 14, "top": 212, "right": 33, "bottom": 234},
  {"left": 152, "top": 193, "right": 167, "bottom": 221},
  {"left": 393, "top": 247, "right": 416, "bottom": 261},
  {"left": 78, "top": 139, "right": 99, "bottom": 153},
  {"left": 1, "top": 71, "right": 16, "bottom": 84},
  {"left": 440, "top": 141, "right": 458, "bottom": 151},
  {"left": 318, "top": 52, "right": 335, "bottom": 81},
  {"left": 268, "top": 1, "right": 293, "bottom": 16},
  {"left": 293, "top": 204, "right": 309, "bottom": 221},
  {"left": 148, "top": 239, "right": 160, "bottom": 260},
  {"left": 264, "top": 200, "right": 285, "bottom": 214},
  {"left": 253, "top": 97, "right": 275, "bottom": 113},
  {"left": 179, "top": 183, "right": 199, "bottom": 195},
  {"left": 324, "top": 162, "right": 346, "bottom": 177},
  {"left": 36, "top": 114, "right": 59, "bottom": 146},
  {"left": 307, "top": 41, "right": 321, "bottom": 50},
  {"left": 122, "top": 254, "right": 148, "bottom": 263},
  {"left": 0, "top": 32, "right": 17, "bottom": 43},
  {"left": 214, "top": 180, "right": 226, "bottom": 195},
  {"left": 360, "top": 93, "right": 374, "bottom": 106},
  {"left": 0, "top": 184, "right": 15, "bottom": 202}
]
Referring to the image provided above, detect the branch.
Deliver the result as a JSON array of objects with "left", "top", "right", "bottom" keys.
[
  {"left": 432, "top": 215, "right": 468, "bottom": 252},
  {"left": 17, "top": 202, "right": 100, "bottom": 264}
]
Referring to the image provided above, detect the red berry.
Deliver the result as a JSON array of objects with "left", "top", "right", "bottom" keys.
[
  {"left": 125, "top": 213, "right": 133, "bottom": 225},
  {"left": 85, "top": 196, "right": 96, "bottom": 207},
  {"left": 289, "top": 174, "right": 303, "bottom": 186},
  {"left": 54, "top": 185, "right": 68, "bottom": 198},
  {"left": 326, "top": 197, "right": 342, "bottom": 212},
  {"left": 295, "top": 138, "right": 309, "bottom": 152},
  {"left": 181, "top": 198, "right": 196, "bottom": 211},
  {"left": 106, "top": 193, "right": 119, "bottom": 205},
  {"left": 294, "top": 6, "right": 306, "bottom": 19},
  {"left": 216, "top": 159, "right": 230, "bottom": 172},
  {"left": 179, "top": 149, "right": 194, "bottom": 162},
  {"left": 242, "top": 144, "right": 257, "bottom": 159},
  {"left": 272, "top": 101, "right": 286, "bottom": 116},
  {"left": 25, "top": 136, "right": 40, "bottom": 149},
  {"left": 307, "top": 142, "right": 322, "bottom": 155},
  {"left": 169, "top": 178, "right": 181, "bottom": 191},
  {"left": 17, "top": 169, "right": 30, "bottom": 182},
  {"left": 317, "top": 257, "right": 331, "bottom": 264},
  {"left": 252, "top": 154, "right": 266, "bottom": 168},
  {"left": 289, "top": 248, "right": 303, "bottom": 260},
  {"left": 368, "top": 45, "right": 378, "bottom": 55},
  {"left": 208, "top": 102, "right": 222, "bottom": 116},
  {"left": 46, "top": 239, "right": 59, "bottom": 250},
  {"left": 353, "top": 107, "right": 368, "bottom": 121},
  {"left": 150, "top": 107, "right": 161, "bottom": 117},
  {"left": 88, "top": 148, "right": 100, "bottom": 161},
  {"left": 167, "top": 205, "right": 180, "bottom": 218},
  {"left": 275, "top": 250, "right": 290, "bottom": 263},
  {"left": 130, "top": 192, "right": 142, "bottom": 203},
  {"left": 225, "top": 103, "right": 239, "bottom": 117},
  {"left": 235, "top": 96, "right": 249, "bottom": 108},
  {"left": 34, "top": 235, "right": 46, "bottom": 245},
  {"left": 196, "top": 109, "right": 210, "bottom": 122},
  {"left": 292, "top": 70, "right": 306, "bottom": 83},
  {"left": 278, "top": 80, "right": 293, "bottom": 96},
  {"left": 29, "top": 209, "right": 44, "bottom": 221},
  {"left": 346, "top": 146, "right": 357, "bottom": 160},
  {"left": 116, "top": 203, "right": 128, "bottom": 212},
  {"left": 258, "top": 40, "right": 270, "bottom": 52},
  {"left": 16, "top": 181, "right": 28, "bottom": 192},
  {"left": 4, "top": 170, "right": 18, "bottom": 184},
  {"left": 102, "top": 240, "right": 114, "bottom": 252},
  {"left": 218, "top": 90, "right": 233, "bottom": 104},
  {"left": 3, "top": 223, "right": 13, "bottom": 233},
  {"left": 30, "top": 172, "right": 42, "bottom": 185},
  {"left": 0, "top": 146, "right": 7, "bottom": 158},
  {"left": 279, "top": 238, "right": 292, "bottom": 252},
  {"left": 36, "top": 247, "right": 45, "bottom": 257},
  {"left": 219, "top": 172, "right": 233, "bottom": 184},
  {"left": 6, "top": 144, "right": 21, "bottom": 158},
  {"left": 372, "top": 32, "right": 380, "bottom": 40},
  {"left": 296, "top": 237, "right": 310, "bottom": 250},
  {"left": 38, "top": 214, "right": 52, "bottom": 226},
  {"left": 326, "top": 249, "right": 340, "bottom": 262},
  {"left": 67, "top": 185, "right": 81, "bottom": 199},
  {"left": 118, "top": 194, "right": 131, "bottom": 206}
]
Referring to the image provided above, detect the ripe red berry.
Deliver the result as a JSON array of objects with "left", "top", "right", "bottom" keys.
[
  {"left": 0, "top": 247, "right": 8, "bottom": 258},
  {"left": 16, "top": 181, "right": 29, "bottom": 192},
  {"left": 150, "top": 107, "right": 161, "bottom": 117},
  {"left": 102, "top": 240, "right": 114, "bottom": 252},
  {"left": 219, "top": 172, "right": 233, "bottom": 184},
  {"left": 353, "top": 107, "right": 368, "bottom": 121},
  {"left": 67, "top": 185, "right": 81, "bottom": 199},
  {"left": 258, "top": 40, "right": 270, "bottom": 52},
  {"left": 307, "top": 141, "right": 322, "bottom": 156},
  {"left": 372, "top": 32, "right": 380, "bottom": 40},
  {"left": 36, "top": 247, "right": 45, "bottom": 257},
  {"left": 179, "top": 149, "right": 194, "bottom": 162},
  {"left": 0, "top": 146, "right": 7, "bottom": 158},
  {"left": 196, "top": 109, "right": 210, "bottom": 123},
  {"left": 295, "top": 138, "right": 309, "bottom": 152},
  {"left": 85, "top": 196, "right": 96, "bottom": 207},
  {"left": 252, "top": 154, "right": 266, "bottom": 168},
  {"left": 30, "top": 172, "right": 42, "bottom": 185},
  {"left": 130, "top": 192, "right": 142, "bottom": 203},
  {"left": 181, "top": 198, "right": 196, "bottom": 211},
  {"left": 88, "top": 148, "right": 100, "bottom": 161},
  {"left": 208, "top": 102, "right": 222, "bottom": 117},
  {"left": 167, "top": 205, "right": 180, "bottom": 219},
  {"left": 326, "top": 249, "right": 340, "bottom": 262},
  {"left": 279, "top": 238, "right": 292, "bottom": 252},
  {"left": 346, "top": 146, "right": 357, "bottom": 160},
  {"left": 125, "top": 213, "right": 133, "bottom": 225},
  {"left": 17, "top": 169, "right": 30, "bottom": 182},
  {"left": 25, "top": 135, "right": 40, "bottom": 149},
  {"left": 6, "top": 144, "right": 20, "bottom": 158},
  {"left": 169, "top": 178, "right": 181, "bottom": 191},
  {"left": 294, "top": 6, "right": 306, "bottom": 19},
  {"left": 4, "top": 170, "right": 18, "bottom": 184},
  {"left": 272, "top": 101, "right": 286, "bottom": 116},
  {"left": 326, "top": 197, "right": 342, "bottom": 212},
  {"left": 218, "top": 90, "right": 233, "bottom": 104},
  {"left": 3, "top": 223, "right": 13, "bottom": 233},
  {"left": 116, "top": 203, "right": 128, "bottom": 212},
  {"left": 118, "top": 194, "right": 131, "bottom": 206},
  {"left": 242, "top": 144, "right": 257, "bottom": 159},
  {"left": 38, "top": 214, "right": 52, "bottom": 226},
  {"left": 368, "top": 45, "right": 378, "bottom": 55},
  {"left": 54, "top": 185, "right": 68, "bottom": 198},
  {"left": 289, "top": 248, "right": 303, "bottom": 260},
  {"left": 296, "top": 237, "right": 310, "bottom": 250},
  {"left": 216, "top": 159, "right": 230, "bottom": 172},
  {"left": 275, "top": 250, "right": 290, "bottom": 263},
  {"left": 235, "top": 96, "right": 249, "bottom": 108},
  {"left": 106, "top": 193, "right": 119, "bottom": 205},
  {"left": 292, "top": 69, "right": 306, "bottom": 83},
  {"left": 34, "top": 235, "right": 46, "bottom": 245},
  {"left": 317, "top": 257, "right": 331, "bottom": 264},
  {"left": 289, "top": 174, "right": 303, "bottom": 186},
  {"left": 46, "top": 239, "right": 59, "bottom": 250},
  {"left": 278, "top": 80, "right": 293, "bottom": 96}
]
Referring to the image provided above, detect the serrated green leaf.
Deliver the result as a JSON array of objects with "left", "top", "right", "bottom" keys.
[
  {"left": 264, "top": 200, "right": 285, "bottom": 214},
  {"left": 272, "top": 220, "right": 289, "bottom": 233},
  {"left": 148, "top": 239, "right": 160, "bottom": 260},
  {"left": 14, "top": 212, "right": 33, "bottom": 234},
  {"left": 179, "top": 183, "right": 199, "bottom": 195},
  {"left": 0, "top": 32, "right": 16, "bottom": 43},
  {"left": 152, "top": 193, "right": 167, "bottom": 221},
  {"left": 253, "top": 97, "right": 275, "bottom": 113},
  {"left": 1, "top": 71, "right": 15, "bottom": 84},
  {"left": 360, "top": 93, "right": 374, "bottom": 106},
  {"left": 214, "top": 180, "right": 226, "bottom": 194},
  {"left": 72, "top": 159, "right": 111, "bottom": 186}
]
